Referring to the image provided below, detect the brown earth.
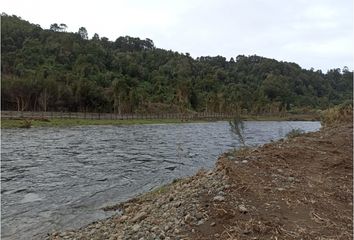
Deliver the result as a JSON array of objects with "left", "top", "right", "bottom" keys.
[
  {"left": 189, "top": 122, "right": 353, "bottom": 239},
  {"left": 49, "top": 122, "right": 353, "bottom": 240}
]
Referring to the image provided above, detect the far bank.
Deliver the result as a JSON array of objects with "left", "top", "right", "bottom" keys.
[{"left": 1, "top": 112, "right": 319, "bottom": 129}]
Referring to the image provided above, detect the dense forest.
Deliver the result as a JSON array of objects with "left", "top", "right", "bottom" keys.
[{"left": 1, "top": 14, "right": 353, "bottom": 114}]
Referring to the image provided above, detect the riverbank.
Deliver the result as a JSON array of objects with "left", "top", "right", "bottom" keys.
[
  {"left": 1, "top": 113, "right": 319, "bottom": 129},
  {"left": 48, "top": 120, "right": 352, "bottom": 239},
  {"left": 0, "top": 118, "right": 202, "bottom": 129}
]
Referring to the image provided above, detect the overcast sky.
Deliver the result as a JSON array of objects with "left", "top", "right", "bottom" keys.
[{"left": 2, "top": 0, "right": 353, "bottom": 71}]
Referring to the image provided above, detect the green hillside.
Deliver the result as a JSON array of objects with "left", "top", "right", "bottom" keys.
[{"left": 1, "top": 14, "right": 352, "bottom": 114}]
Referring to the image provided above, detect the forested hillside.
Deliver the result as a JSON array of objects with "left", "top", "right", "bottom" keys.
[{"left": 1, "top": 14, "right": 352, "bottom": 114}]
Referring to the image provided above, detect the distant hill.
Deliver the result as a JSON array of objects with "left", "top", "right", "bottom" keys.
[{"left": 1, "top": 13, "right": 352, "bottom": 113}]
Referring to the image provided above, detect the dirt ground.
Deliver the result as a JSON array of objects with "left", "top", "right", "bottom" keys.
[{"left": 188, "top": 123, "right": 353, "bottom": 239}]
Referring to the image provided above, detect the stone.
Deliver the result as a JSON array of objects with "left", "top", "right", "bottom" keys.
[
  {"left": 217, "top": 191, "right": 225, "bottom": 196},
  {"left": 210, "top": 222, "right": 216, "bottom": 226},
  {"left": 173, "top": 201, "right": 182, "bottom": 208},
  {"left": 196, "top": 219, "right": 205, "bottom": 225},
  {"left": 132, "top": 224, "right": 141, "bottom": 232},
  {"left": 213, "top": 195, "right": 225, "bottom": 202},
  {"left": 242, "top": 160, "right": 248, "bottom": 163},
  {"left": 238, "top": 204, "right": 248, "bottom": 213},
  {"left": 120, "top": 215, "right": 128, "bottom": 221},
  {"left": 195, "top": 212, "right": 203, "bottom": 220},
  {"left": 131, "top": 211, "right": 147, "bottom": 223},
  {"left": 164, "top": 225, "right": 171, "bottom": 231},
  {"left": 159, "top": 232, "right": 166, "bottom": 239},
  {"left": 287, "top": 177, "right": 295, "bottom": 182},
  {"left": 184, "top": 214, "right": 194, "bottom": 223}
]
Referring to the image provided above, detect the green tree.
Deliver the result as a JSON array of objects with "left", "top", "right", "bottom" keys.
[{"left": 78, "top": 27, "right": 88, "bottom": 40}]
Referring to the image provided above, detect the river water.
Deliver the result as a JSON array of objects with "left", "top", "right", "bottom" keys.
[{"left": 1, "top": 121, "right": 320, "bottom": 239}]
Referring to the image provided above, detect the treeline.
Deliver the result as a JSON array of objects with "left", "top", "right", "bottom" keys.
[{"left": 1, "top": 13, "right": 352, "bottom": 114}]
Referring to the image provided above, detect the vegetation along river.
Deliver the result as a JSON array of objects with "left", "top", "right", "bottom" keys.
[{"left": 1, "top": 121, "right": 320, "bottom": 239}]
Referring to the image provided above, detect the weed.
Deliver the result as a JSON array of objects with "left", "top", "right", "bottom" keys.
[
  {"left": 286, "top": 128, "right": 304, "bottom": 138},
  {"left": 19, "top": 119, "right": 32, "bottom": 128},
  {"left": 229, "top": 113, "right": 246, "bottom": 146}
]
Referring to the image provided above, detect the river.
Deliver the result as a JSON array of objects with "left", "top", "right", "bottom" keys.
[{"left": 1, "top": 121, "right": 320, "bottom": 239}]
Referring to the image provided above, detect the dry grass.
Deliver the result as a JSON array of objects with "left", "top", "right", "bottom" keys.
[{"left": 321, "top": 102, "right": 353, "bottom": 127}]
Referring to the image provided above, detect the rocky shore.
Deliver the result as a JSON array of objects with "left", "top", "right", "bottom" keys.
[{"left": 48, "top": 122, "right": 353, "bottom": 240}]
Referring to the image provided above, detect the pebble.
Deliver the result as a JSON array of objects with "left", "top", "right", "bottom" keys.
[
  {"left": 242, "top": 160, "right": 248, "bottom": 163},
  {"left": 238, "top": 204, "right": 248, "bottom": 213},
  {"left": 173, "top": 201, "right": 182, "bottom": 208},
  {"left": 131, "top": 211, "right": 147, "bottom": 223},
  {"left": 132, "top": 224, "right": 141, "bottom": 232},
  {"left": 195, "top": 212, "right": 203, "bottom": 220},
  {"left": 184, "top": 214, "right": 194, "bottom": 223},
  {"left": 213, "top": 195, "right": 225, "bottom": 202},
  {"left": 287, "top": 177, "right": 295, "bottom": 182},
  {"left": 120, "top": 215, "right": 128, "bottom": 221}
]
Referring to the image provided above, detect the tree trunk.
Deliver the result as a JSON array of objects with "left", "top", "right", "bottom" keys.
[
  {"left": 16, "top": 97, "right": 20, "bottom": 111},
  {"left": 118, "top": 97, "right": 122, "bottom": 115}
]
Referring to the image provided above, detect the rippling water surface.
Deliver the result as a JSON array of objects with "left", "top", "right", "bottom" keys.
[{"left": 1, "top": 121, "right": 320, "bottom": 239}]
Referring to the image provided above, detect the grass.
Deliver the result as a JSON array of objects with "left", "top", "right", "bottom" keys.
[
  {"left": 321, "top": 102, "right": 353, "bottom": 127},
  {"left": 0, "top": 112, "right": 321, "bottom": 129},
  {"left": 243, "top": 113, "right": 320, "bottom": 121},
  {"left": 145, "top": 178, "right": 182, "bottom": 196}
]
